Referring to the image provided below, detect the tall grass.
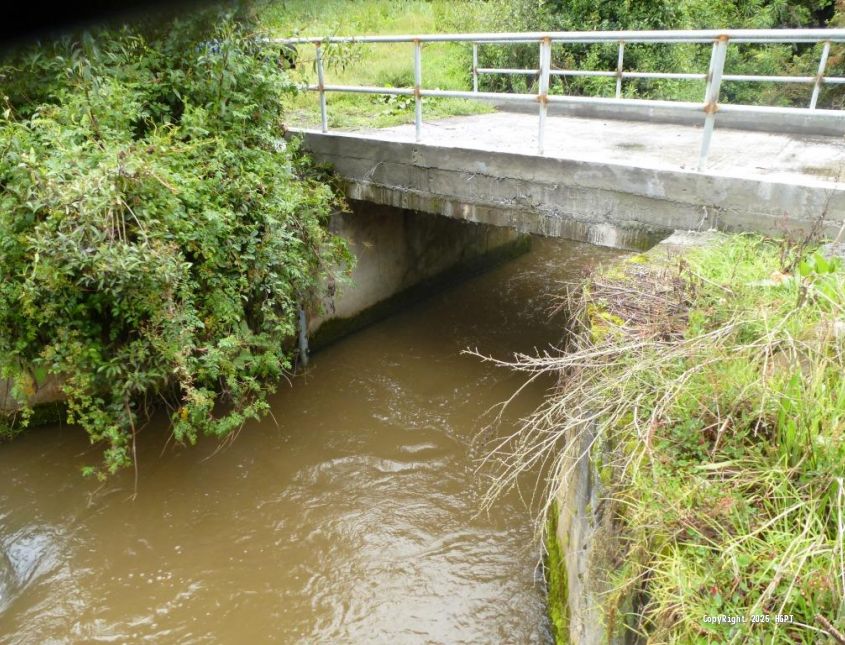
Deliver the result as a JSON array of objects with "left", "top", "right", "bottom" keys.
[
  {"left": 259, "top": 0, "right": 495, "bottom": 129},
  {"left": 473, "top": 235, "right": 845, "bottom": 643}
]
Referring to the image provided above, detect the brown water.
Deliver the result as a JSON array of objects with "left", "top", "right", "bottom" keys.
[{"left": 0, "top": 237, "right": 622, "bottom": 644}]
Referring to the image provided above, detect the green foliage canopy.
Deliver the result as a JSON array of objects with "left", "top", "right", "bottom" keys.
[{"left": 0, "top": 9, "right": 350, "bottom": 475}]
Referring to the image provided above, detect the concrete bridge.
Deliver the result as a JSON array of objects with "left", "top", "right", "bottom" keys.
[
  {"left": 281, "top": 29, "right": 845, "bottom": 250},
  {"left": 8, "top": 29, "right": 845, "bottom": 411}
]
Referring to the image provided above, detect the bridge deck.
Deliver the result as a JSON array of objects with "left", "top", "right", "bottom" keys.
[
  {"left": 351, "top": 112, "right": 844, "bottom": 186},
  {"left": 293, "top": 111, "right": 845, "bottom": 250}
]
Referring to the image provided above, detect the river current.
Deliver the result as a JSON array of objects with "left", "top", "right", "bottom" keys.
[{"left": 0, "top": 236, "right": 622, "bottom": 644}]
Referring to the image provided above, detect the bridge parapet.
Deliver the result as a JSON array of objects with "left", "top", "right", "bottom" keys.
[{"left": 274, "top": 29, "right": 845, "bottom": 169}]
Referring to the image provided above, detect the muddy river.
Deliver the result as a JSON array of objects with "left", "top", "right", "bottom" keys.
[{"left": 0, "top": 236, "right": 621, "bottom": 644}]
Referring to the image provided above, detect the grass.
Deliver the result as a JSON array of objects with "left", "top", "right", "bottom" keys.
[
  {"left": 258, "top": 0, "right": 495, "bottom": 129},
  {"left": 473, "top": 233, "right": 845, "bottom": 643}
]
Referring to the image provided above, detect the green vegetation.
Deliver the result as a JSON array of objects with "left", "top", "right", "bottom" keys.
[
  {"left": 607, "top": 238, "right": 845, "bottom": 643},
  {"left": 491, "top": 234, "right": 845, "bottom": 642},
  {"left": 261, "top": 0, "right": 844, "bottom": 114},
  {"left": 0, "top": 7, "right": 350, "bottom": 476},
  {"left": 472, "top": 0, "right": 845, "bottom": 108},
  {"left": 259, "top": 0, "right": 495, "bottom": 129}
]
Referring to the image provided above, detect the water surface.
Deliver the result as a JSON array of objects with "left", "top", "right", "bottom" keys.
[{"left": 0, "top": 236, "right": 622, "bottom": 644}]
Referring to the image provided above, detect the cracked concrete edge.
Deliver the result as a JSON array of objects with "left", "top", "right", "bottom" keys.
[
  {"left": 294, "top": 132, "right": 845, "bottom": 249},
  {"left": 345, "top": 179, "right": 670, "bottom": 251}
]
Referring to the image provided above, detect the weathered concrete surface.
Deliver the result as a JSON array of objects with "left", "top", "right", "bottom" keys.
[
  {"left": 488, "top": 99, "right": 845, "bottom": 137},
  {"left": 355, "top": 112, "right": 845, "bottom": 183},
  {"left": 292, "top": 112, "right": 845, "bottom": 250},
  {"left": 309, "top": 202, "right": 526, "bottom": 346},
  {"left": 554, "top": 420, "right": 608, "bottom": 645},
  {"left": 0, "top": 376, "right": 64, "bottom": 414}
]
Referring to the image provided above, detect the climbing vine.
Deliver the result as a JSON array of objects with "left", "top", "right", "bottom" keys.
[{"left": 0, "top": 6, "right": 351, "bottom": 476}]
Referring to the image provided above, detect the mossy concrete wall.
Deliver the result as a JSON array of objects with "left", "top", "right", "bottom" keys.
[
  {"left": 549, "top": 231, "right": 716, "bottom": 645},
  {"left": 552, "top": 421, "right": 612, "bottom": 645},
  {"left": 0, "top": 376, "right": 64, "bottom": 415}
]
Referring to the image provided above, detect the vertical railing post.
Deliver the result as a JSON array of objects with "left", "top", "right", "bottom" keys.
[
  {"left": 538, "top": 36, "right": 551, "bottom": 155},
  {"left": 414, "top": 39, "right": 423, "bottom": 142},
  {"left": 315, "top": 41, "right": 328, "bottom": 133},
  {"left": 472, "top": 42, "right": 479, "bottom": 93},
  {"left": 810, "top": 40, "right": 831, "bottom": 109},
  {"left": 616, "top": 41, "right": 625, "bottom": 99},
  {"left": 698, "top": 35, "right": 728, "bottom": 171}
]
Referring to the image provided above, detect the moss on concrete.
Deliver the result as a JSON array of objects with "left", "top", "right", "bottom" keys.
[
  {"left": 545, "top": 502, "right": 570, "bottom": 644},
  {"left": 586, "top": 303, "right": 626, "bottom": 344},
  {"left": 1, "top": 401, "right": 67, "bottom": 437}
]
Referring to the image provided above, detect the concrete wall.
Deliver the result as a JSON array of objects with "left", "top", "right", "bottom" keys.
[
  {"left": 296, "top": 131, "right": 845, "bottom": 250},
  {"left": 551, "top": 232, "right": 716, "bottom": 645},
  {"left": 309, "top": 201, "right": 527, "bottom": 347},
  {"left": 0, "top": 376, "right": 64, "bottom": 413},
  {"left": 554, "top": 420, "right": 610, "bottom": 645}
]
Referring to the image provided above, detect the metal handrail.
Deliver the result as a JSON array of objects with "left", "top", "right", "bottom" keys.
[
  {"left": 277, "top": 29, "right": 845, "bottom": 44},
  {"left": 272, "top": 29, "right": 845, "bottom": 170}
]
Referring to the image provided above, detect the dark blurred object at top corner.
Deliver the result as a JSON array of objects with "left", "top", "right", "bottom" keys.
[{"left": 1, "top": 0, "right": 219, "bottom": 52}]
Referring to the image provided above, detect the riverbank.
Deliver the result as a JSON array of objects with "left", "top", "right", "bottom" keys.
[
  {"left": 497, "top": 232, "right": 845, "bottom": 643},
  {"left": 1, "top": 205, "right": 529, "bottom": 431}
]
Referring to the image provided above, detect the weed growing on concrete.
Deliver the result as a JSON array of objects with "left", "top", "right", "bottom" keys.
[{"left": 473, "top": 233, "right": 845, "bottom": 642}]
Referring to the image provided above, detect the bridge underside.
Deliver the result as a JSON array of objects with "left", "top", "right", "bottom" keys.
[{"left": 292, "top": 112, "right": 845, "bottom": 251}]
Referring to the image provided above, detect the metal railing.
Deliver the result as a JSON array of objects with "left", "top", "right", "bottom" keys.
[{"left": 274, "top": 29, "right": 845, "bottom": 169}]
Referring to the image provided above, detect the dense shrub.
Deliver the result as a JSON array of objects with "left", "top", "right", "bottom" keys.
[
  {"left": 470, "top": 0, "right": 844, "bottom": 108},
  {"left": 0, "top": 7, "right": 350, "bottom": 475}
]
